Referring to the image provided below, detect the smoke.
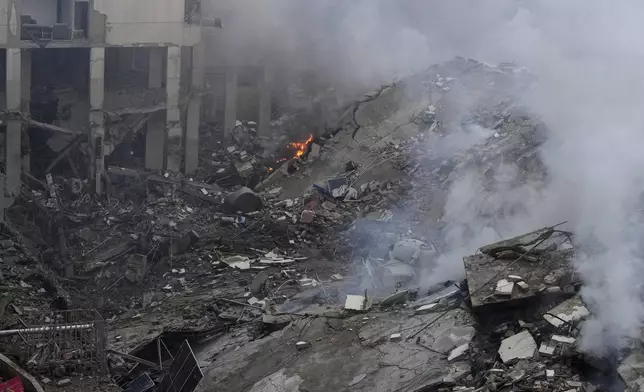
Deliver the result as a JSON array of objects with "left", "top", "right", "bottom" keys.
[{"left": 207, "top": 0, "right": 644, "bottom": 353}]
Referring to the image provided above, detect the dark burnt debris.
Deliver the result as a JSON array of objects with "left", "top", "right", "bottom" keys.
[{"left": 0, "top": 57, "right": 635, "bottom": 392}]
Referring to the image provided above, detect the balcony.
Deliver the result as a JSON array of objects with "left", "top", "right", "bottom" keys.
[{"left": 21, "top": 0, "right": 89, "bottom": 42}]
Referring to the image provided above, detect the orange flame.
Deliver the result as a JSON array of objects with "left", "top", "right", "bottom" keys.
[
  {"left": 289, "top": 135, "right": 313, "bottom": 158},
  {"left": 268, "top": 167, "right": 274, "bottom": 173}
]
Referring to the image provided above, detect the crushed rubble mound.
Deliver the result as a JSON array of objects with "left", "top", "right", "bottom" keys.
[{"left": 0, "top": 57, "right": 636, "bottom": 392}]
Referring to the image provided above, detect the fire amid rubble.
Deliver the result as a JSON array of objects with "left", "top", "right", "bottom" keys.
[{"left": 288, "top": 134, "right": 313, "bottom": 158}]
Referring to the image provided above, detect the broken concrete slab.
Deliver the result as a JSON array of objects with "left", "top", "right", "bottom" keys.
[
  {"left": 498, "top": 330, "right": 537, "bottom": 363},
  {"left": 222, "top": 255, "right": 251, "bottom": 270},
  {"left": 464, "top": 228, "right": 575, "bottom": 308},
  {"left": 223, "top": 187, "right": 263, "bottom": 213},
  {"left": 618, "top": 351, "right": 644, "bottom": 391},
  {"left": 543, "top": 295, "right": 590, "bottom": 328},
  {"left": 495, "top": 279, "right": 514, "bottom": 296},
  {"left": 379, "top": 290, "right": 408, "bottom": 307},
  {"left": 344, "top": 295, "right": 372, "bottom": 311}
]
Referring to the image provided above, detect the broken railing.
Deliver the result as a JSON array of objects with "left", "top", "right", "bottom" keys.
[{"left": 0, "top": 309, "right": 107, "bottom": 377}]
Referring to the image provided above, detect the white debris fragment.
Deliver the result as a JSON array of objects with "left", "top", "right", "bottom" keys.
[
  {"left": 415, "top": 303, "right": 439, "bottom": 314},
  {"left": 296, "top": 341, "right": 311, "bottom": 350},
  {"left": 345, "top": 295, "right": 372, "bottom": 311},
  {"left": 546, "top": 369, "right": 555, "bottom": 379},
  {"left": 552, "top": 335, "right": 576, "bottom": 344},
  {"left": 498, "top": 330, "right": 537, "bottom": 364},
  {"left": 507, "top": 275, "right": 523, "bottom": 282},
  {"left": 539, "top": 343, "right": 556, "bottom": 356},
  {"left": 331, "top": 274, "right": 344, "bottom": 281},
  {"left": 162, "top": 284, "right": 172, "bottom": 291},
  {"left": 222, "top": 255, "right": 251, "bottom": 270},
  {"left": 543, "top": 296, "right": 590, "bottom": 327},
  {"left": 495, "top": 279, "right": 514, "bottom": 296},
  {"left": 517, "top": 281, "right": 529, "bottom": 291},
  {"left": 448, "top": 344, "right": 469, "bottom": 362},
  {"left": 389, "top": 333, "right": 402, "bottom": 341}
]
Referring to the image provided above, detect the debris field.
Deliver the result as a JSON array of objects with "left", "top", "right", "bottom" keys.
[{"left": 0, "top": 57, "right": 637, "bottom": 392}]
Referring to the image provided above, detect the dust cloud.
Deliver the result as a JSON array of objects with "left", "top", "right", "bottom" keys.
[{"left": 206, "top": 0, "right": 644, "bottom": 354}]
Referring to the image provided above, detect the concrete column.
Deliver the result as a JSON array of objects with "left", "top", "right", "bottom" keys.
[
  {"left": 224, "top": 68, "right": 237, "bottom": 138},
  {"left": 148, "top": 47, "right": 164, "bottom": 89},
  {"left": 185, "top": 45, "right": 204, "bottom": 174},
  {"left": 21, "top": 49, "right": 31, "bottom": 175},
  {"left": 145, "top": 111, "right": 166, "bottom": 170},
  {"left": 258, "top": 67, "right": 272, "bottom": 135},
  {"left": 166, "top": 46, "right": 182, "bottom": 172},
  {"left": 5, "top": 49, "right": 22, "bottom": 210},
  {"left": 89, "top": 47, "right": 105, "bottom": 193}
]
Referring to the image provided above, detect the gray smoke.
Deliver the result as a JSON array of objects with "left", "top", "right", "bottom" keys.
[{"left": 206, "top": 0, "right": 644, "bottom": 353}]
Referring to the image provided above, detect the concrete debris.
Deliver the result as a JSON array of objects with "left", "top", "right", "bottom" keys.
[
  {"left": 498, "top": 330, "right": 537, "bottom": 363},
  {"left": 495, "top": 279, "right": 514, "bottom": 296},
  {"left": 344, "top": 295, "right": 372, "bottom": 311},
  {"left": 465, "top": 226, "right": 575, "bottom": 308},
  {"left": 379, "top": 290, "right": 409, "bottom": 307},
  {"left": 389, "top": 333, "right": 402, "bottom": 341},
  {"left": 543, "top": 295, "right": 590, "bottom": 328},
  {"left": 539, "top": 343, "right": 556, "bottom": 356},
  {"left": 448, "top": 343, "right": 469, "bottom": 362},
  {"left": 551, "top": 335, "right": 576, "bottom": 344},
  {"left": 222, "top": 255, "right": 252, "bottom": 270},
  {"left": 0, "top": 55, "right": 615, "bottom": 392},
  {"left": 300, "top": 210, "right": 315, "bottom": 223}
]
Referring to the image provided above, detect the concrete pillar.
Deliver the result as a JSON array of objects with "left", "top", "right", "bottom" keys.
[
  {"left": 5, "top": 49, "right": 22, "bottom": 211},
  {"left": 145, "top": 111, "right": 166, "bottom": 170},
  {"left": 21, "top": 49, "right": 31, "bottom": 175},
  {"left": 258, "top": 67, "right": 272, "bottom": 135},
  {"left": 185, "top": 45, "right": 204, "bottom": 174},
  {"left": 89, "top": 47, "right": 105, "bottom": 193},
  {"left": 166, "top": 46, "right": 182, "bottom": 172},
  {"left": 224, "top": 68, "right": 237, "bottom": 138},
  {"left": 148, "top": 47, "right": 164, "bottom": 89}
]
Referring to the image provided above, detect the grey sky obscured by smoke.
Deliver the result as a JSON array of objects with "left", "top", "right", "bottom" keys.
[{"left": 208, "top": 0, "right": 644, "bottom": 353}]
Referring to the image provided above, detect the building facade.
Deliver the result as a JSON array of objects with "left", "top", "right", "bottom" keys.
[{"left": 0, "top": 0, "right": 205, "bottom": 215}]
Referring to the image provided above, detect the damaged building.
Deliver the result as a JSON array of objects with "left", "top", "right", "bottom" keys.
[{"left": 0, "top": 0, "right": 273, "bottom": 218}]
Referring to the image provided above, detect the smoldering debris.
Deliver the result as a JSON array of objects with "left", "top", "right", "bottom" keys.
[{"left": 0, "top": 56, "right": 639, "bottom": 392}]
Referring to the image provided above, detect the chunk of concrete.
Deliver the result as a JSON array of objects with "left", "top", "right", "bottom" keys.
[
  {"left": 517, "top": 281, "right": 529, "bottom": 291},
  {"left": 618, "top": 352, "right": 644, "bottom": 391},
  {"left": 539, "top": 343, "right": 556, "bottom": 356},
  {"left": 498, "top": 330, "right": 537, "bottom": 363},
  {"left": 448, "top": 343, "right": 469, "bottom": 362},
  {"left": 495, "top": 279, "right": 514, "bottom": 296},
  {"left": 543, "top": 295, "right": 590, "bottom": 328},
  {"left": 552, "top": 335, "right": 576, "bottom": 344},
  {"left": 300, "top": 210, "right": 315, "bottom": 223},
  {"left": 345, "top": 295, "right": 372, "bottom": 311},
  {"left": 389, "top": 333, "right": 402, "bottom": 341},
  {"left": 224, "top": 187, "right": 263, "bottom": 213}
]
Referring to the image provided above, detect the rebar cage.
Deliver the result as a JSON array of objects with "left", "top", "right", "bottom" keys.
[{"left": 0, "top": 309, "right": 107, "bottom": 376}]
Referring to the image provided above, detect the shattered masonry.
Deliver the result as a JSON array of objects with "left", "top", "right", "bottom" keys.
[{"left": 0, "top": 28, "right": 637, "bottom": 392}]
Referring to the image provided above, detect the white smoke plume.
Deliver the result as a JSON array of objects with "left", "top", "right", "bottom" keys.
[{"left": 206, "top": 0, "right": 644, "bottom": 354}]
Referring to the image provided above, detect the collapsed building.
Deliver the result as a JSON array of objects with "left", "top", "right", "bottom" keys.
[{"left": 0, "top": 9, "right": 637, "bottom": 387}]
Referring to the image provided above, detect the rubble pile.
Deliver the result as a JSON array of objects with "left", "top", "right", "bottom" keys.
[{"left": 0, "top": 57, "right": 638, "bottom": 392}]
